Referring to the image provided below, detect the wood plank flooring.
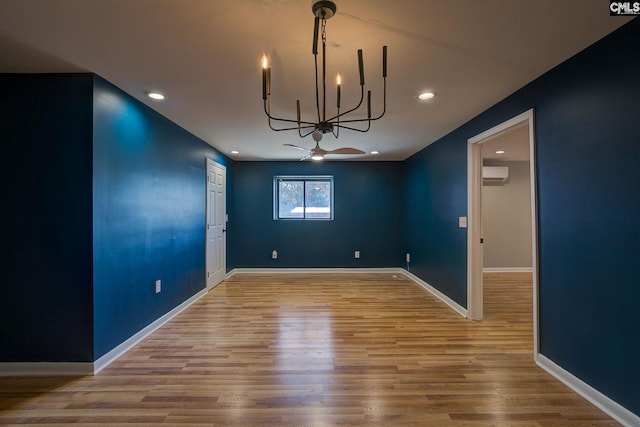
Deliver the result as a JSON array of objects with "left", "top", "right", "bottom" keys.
[{"left": 0, "top": 272, "right": 618, "bottom": 426}]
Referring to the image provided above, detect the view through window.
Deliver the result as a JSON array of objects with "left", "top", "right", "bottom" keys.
[{"left": 274, "top": 176, "right": 333, "bottom": 220}]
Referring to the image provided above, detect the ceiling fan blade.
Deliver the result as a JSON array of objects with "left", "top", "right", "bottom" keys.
[
  {"left": 283, "top": 143, "right": 310, "bottom": 152},
  {"left": 299, "top": 153, "right": 312, "bottom": 161},
  {"left": 325, "top": 147, "right": 366, "bottom": 155}
]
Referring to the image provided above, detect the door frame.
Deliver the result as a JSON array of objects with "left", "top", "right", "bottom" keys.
[
  {"left": 467, "top": 108, "right": 539, "bottom": 355},
  {"left": 206, "top": 159, "right": 227, "bottom": 290}
]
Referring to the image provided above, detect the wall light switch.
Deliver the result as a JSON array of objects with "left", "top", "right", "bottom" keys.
[
  {"left": 155, "top": 280, "right": 161, "bottom": 293},
  {"left": 355, "top": 250, "right": 360, "bottom": 259},
  {"left": 459, "top": 216, "right": 468, "bottom": 228}
]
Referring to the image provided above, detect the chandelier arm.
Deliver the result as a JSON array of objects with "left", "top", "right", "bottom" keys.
[
  {"left": 269, "top": 122, "right": 316, "bottom": 132},
  {"left": 331, "top": 119, "right": 365, "bottom": 124},
  {"left": 330, "top": 77, "right": 387, "bottom": 123},
  {"left": 267, "top": 108, "right": 316, "bottom": 131},
  {"left": 325, "top": 85, "right": 365, "bottom": 123},
  {"left": 264, "top": 101, "right": 317, "bottom": 126},
  {"left": 331, "top": 117, "right": 375, "bottom": 124},
  {"left": 367, "top": 113, "right": 385, "bottom": 122},
  {"left": 332, "top": 121, "right": 371, "bottom": 133},
  {"left": 337, "top": 91, "right": 384, "bottom": 123},
  {"left": 300, "top": 128, "right": 317, "bottom": 138},
  {"left": 332, "top": 107, "right": 340, "bottom": 138},
  {"left": 369, "top": 78, "right": 387, "bottom": 121},
  {"left": 266, "top": 114, "right": 317, "bottom": 127}
]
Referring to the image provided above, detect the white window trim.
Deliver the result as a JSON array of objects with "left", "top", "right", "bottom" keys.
[{"left": 273, "top": 175, "right": 334, "bottom": 220}]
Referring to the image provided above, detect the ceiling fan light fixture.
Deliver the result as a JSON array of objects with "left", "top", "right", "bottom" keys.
[{"left": 311, "top": 154, "right": 324, "bottom": 161}]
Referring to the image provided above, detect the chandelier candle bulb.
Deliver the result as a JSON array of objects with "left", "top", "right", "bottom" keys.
[
  {"left": 261, "top": 54, "right": 269, "bottom": 100},
  {"left": 336, "top": 74, "right": 341, "bottom": 108}
]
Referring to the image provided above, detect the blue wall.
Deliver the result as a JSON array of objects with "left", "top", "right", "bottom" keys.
[
  {"left": 403, "top": 133, "right": 468, "bottom": 305},
  {"left": 404, "top": 19, "right": 640, "bottom": 415},
  {"left": 92, "top": 76, "right": 231, "bottom": 358},
  {"left": 231, "top": 161, "right": 403, "bottom": 268},
  {"left": 0, "top": 73, "right": 232, "bottom": 362},
  {"left": 0, "top": 73, "right": 94, "bottom": 362}
]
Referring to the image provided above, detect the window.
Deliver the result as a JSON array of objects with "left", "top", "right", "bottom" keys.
[{"left": 274, "top": 176, "right": 334, "bottom": 220}]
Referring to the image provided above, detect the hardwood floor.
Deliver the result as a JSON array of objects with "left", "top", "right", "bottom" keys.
[{"left": 0, "top": 272, "right": 618, "bottom": 426}]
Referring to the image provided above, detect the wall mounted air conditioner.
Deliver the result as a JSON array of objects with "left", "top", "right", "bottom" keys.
[{"left": 483, "top": 166, "right": 509, "bottom": 183}]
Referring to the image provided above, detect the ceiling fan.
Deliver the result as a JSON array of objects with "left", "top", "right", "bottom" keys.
[{"left": 284, "top": 131, "right": 365, "bottom": 161}]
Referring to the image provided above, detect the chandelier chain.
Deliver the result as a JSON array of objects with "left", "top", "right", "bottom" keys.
[
  {"left": 321, "top": 17, "right": 327, "bottom": 44},
  {"left": 321, "top": 17, "right": 327, "bottom": 122}
]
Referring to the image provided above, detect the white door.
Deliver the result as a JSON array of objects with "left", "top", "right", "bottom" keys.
[{"left": 206, "top": 160, "right": 226, "bottom": 289}]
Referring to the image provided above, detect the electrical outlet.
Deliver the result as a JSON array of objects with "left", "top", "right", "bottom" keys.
[
  {"left": 406, "top": 253, "right": 411, "bottom": 263},
  {"left": 155, "top": 280, "right": 161, "bottom": 293},
  {"left": 459, "top": 216, "right": 468, "bottom": 228},
  {"left": 355, "top": 250, "right": 360, "bottom": 259},
  {"left": 272, "top": 250, "right": 278, "bottom": 259}
]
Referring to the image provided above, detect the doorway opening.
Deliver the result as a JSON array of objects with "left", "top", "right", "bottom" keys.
[{"left": 467, "top": 109, "right": 539, "bottom": 354}]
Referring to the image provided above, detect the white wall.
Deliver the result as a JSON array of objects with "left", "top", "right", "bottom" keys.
[{"left": 482, "top": 160, "right": 532, "bottom": 270}]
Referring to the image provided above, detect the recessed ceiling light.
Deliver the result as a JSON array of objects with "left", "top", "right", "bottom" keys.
[
  {"left": 371, "top": 151, "right": 380, "bottom": 155},
  {"left": 495, "top": 150, "right": 505, "bottom": 154},
  {"left": 230, "top": 150, "right": 240, "bottom": 154},
  {"left": 146, "top": 91, "right": 165, "bottom": 100},
  {"left": 418, "top": 92, "right": 435, "bottom": 100}
]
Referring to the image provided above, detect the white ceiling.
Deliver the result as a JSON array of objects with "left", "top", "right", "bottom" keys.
[
  {"left": 0, "top": 1, "right": 631, "bottom": 161},
  {"left": 481, "top": 122, "right": 530, "bottom": 162}
]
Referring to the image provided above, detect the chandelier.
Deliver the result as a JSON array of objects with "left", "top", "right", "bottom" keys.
[{"left": 261, "top": 0, "right": 387, "bottom": 142}]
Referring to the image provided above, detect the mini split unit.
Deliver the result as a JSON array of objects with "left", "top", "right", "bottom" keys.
[{"left": 482, "top": 166, "right": 509, "bottom": 183}]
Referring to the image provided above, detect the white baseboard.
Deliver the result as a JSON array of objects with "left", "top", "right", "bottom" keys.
[
  {"left": 483, "top": 267, "right": 533, "bottom": 273},
  {"left": 6, "top": 270, "right": 635, "bottom": 425},
  {"left": 226, "top": 267, "right": 401, "bottom": 277},
  {"left": 536, "top": 354, "right": 639, "bottom": 426},
  {"left": 401, "top": 270, "right": 468, "bottom": 318},
  {"left": 93, "top": 288, "right": 208, "bottom": 374},
  {"left": 226, "top": 267, "right": 468, "bottom": 319},
  {"left": 0, "top": 362, "right": 93, "bottom": 377},
  {"left": 0, "top": 288, "right": 209, "bottom": 376},
  {"left": 0, "top": 269, "right": 468, "bottom": 376}
]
